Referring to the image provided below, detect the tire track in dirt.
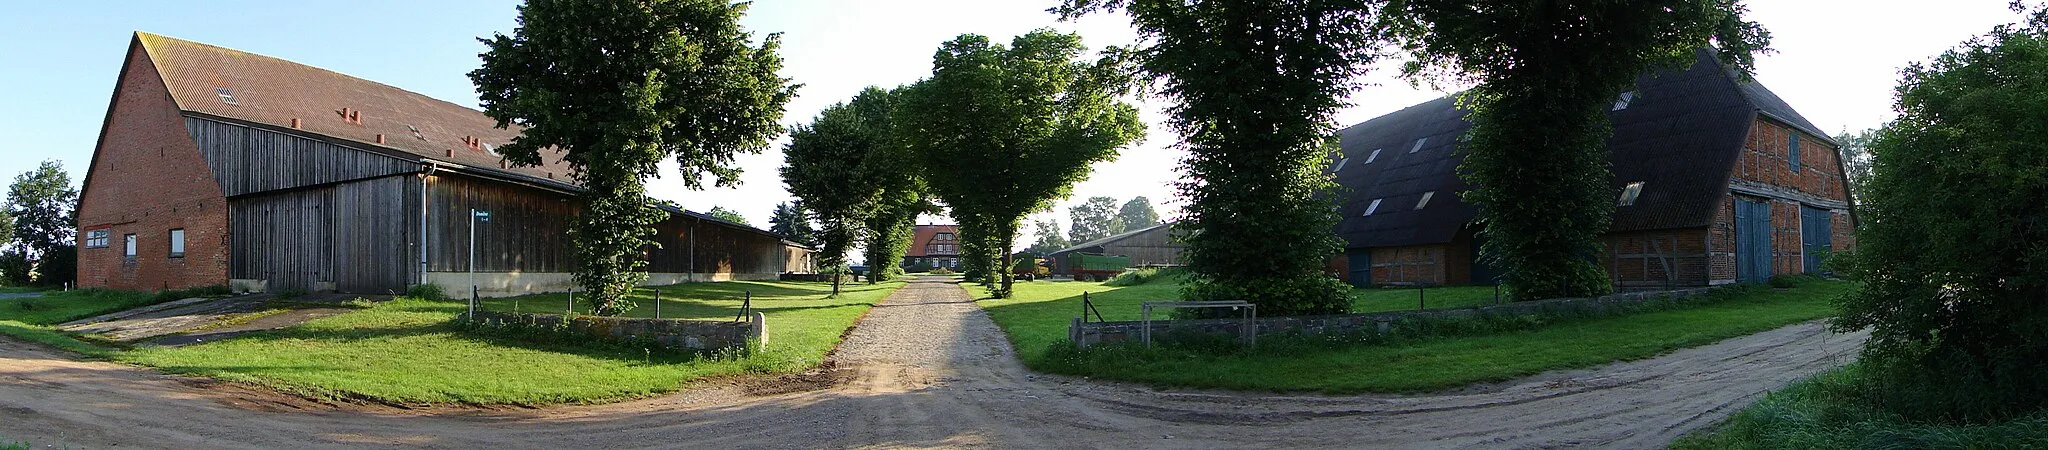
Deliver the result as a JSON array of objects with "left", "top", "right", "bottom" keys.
[{"left": 0, "top": 277, "right": 1861, "bottom": 449}]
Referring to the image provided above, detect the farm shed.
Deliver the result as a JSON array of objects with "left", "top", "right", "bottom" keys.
[
  {"left": 76, "top": 32, "right": 813, "bottom": 297},
  {"left": 1330, "top": 50, "right": 1856, "bottom": 289},
  {"left": 1046, "top": 222, "right": 1184, "bottom": 275}
]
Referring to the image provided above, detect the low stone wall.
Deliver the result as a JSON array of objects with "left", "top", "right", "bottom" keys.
[
  {"left": 1070, "top": 287, "right": 1716, "bottom": 348},
  {"left": 469, "top": 310, "right": 766, "bottom": 351},
  {"left": 426, "top": 272, "right": 781, "bottom": 298}
]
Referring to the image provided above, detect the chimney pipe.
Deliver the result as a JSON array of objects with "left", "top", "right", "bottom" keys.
[
  {"left": 375, "top": 134, "right": 385, "bottom": 144},
  {"left": 290, "top": 118, "right": 301, "bottom": 129}
]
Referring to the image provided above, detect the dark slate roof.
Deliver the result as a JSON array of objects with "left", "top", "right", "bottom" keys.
[{"left": 1336, "top": 51, "right": 1822, "bottom": 248}]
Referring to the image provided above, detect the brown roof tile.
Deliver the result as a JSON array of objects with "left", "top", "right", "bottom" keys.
[{"left": 136, "top": 32, "right": 576, "bottom": 183}]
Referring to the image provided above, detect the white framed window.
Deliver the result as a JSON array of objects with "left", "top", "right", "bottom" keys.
[
  {"left": 123, "top": 234, "right": 137, "bottom": 258},
  {"left": 85, "top": 229, "right": 110, "bottom": 248},
  {"left": 1416, "top": 191, "right": 1435, "bottom": 210},
  {"left": 216, "top": 87, "right": 237, "bottom": 105},
  {"left": 1613, "top": 91, "right": 1637, "bottom": 111},
  {"left": 1332, "top": 157, "right": 1349, "bottom": 172},
  {"left": 1362, "top": 199, "right": 1383, "bottom": 216},
  {"left": 1409, "top": 137, "right": 1428, "bottom": 153},
  {"left": 1618, "top": 181, "right": 1646, "bottom": 206},
  {"left": 1365, "top": 149, "right": 1382, "bottom": 164},
  {"left": 168, "top": 228, "right": 186, "bottom": 258}
]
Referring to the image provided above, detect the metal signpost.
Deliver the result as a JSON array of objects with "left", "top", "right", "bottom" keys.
[{"left": 469, "top": 209, "right": 491, "bottom": 320}]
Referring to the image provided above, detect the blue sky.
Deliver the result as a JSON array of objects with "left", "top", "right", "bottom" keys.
[{"left": 0, "top": 0, "right": 2028, "bottom": 231}]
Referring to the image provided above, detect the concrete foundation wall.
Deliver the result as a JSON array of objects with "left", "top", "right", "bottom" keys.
[{"left": 423, "top": 271, "right": 782, "bottom": 298}]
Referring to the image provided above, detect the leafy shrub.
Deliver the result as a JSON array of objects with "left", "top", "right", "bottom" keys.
[
  {"left": 0, "top": 250, "right": 30, "bottom": 286},
  {"left": 405, "top": 284, "right": 451, "bottom": 302},
  {"left": 1103, "top": 267, "right": 1187, "bottom": 287},
  {"left": 930, "top": 267, "right": 955, "bottom": 275},
  {"left": 1182, "top": 274, "right": 1353, "bottom": 316},
  {"left": 1833, "top": 18, "right": 2048, "bottom": 423}
]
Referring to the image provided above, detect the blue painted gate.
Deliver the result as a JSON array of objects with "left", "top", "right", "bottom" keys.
[
  {"left": 1734, "top": 197, "right": 1773, "bottom": 283},
  {"left": 1801, "top": 206, "right": 1833, "bottom": 274}
]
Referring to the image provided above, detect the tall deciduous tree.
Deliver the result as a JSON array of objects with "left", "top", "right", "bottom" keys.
[
  {"left": 1116, "top": 196, "right": 1159, "bottom": 231},
  {"left": 7, "top": 160, "right": 78, "bottom": 258},
  {"left": 1834, "top": 128, "right": 1876, "bottom": 211},
  {"left": 898, "top": 30, "right": 1145, "bottom": 298},
  {"left": 767, "top": 202, "right": 817, "bottom": 247},
  {"left": 1835, "top": 10, "right": 2048, "bottom": 421},
  {"left": 783, "top": 88, "right": 899, "bottom": 295},
  {"left": 1385, "top": 0, "right": 1769, "bottom": 300},
  {"left": 705, "top": 206, "right": 751, "bottom": 226},
  {"left": 1027, "top": 219, "right": 1070, "bottom": 254},
  {"left": 471, "top": 0, "right": 795, "bottom": 315},
  {"left": 850, "top": 87, "right": 931, "bottom": 284},
  {"left": 1067, "top": 196, "right": 1121, "bottom": 243},
  {"left": 1059, "top": 0, "right": 1369, "bottom": 315}
]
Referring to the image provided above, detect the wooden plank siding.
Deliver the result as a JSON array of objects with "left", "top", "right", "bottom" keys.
[
  {"left": 425, "top": 174, "right": 577, "bottom": 273},
  {"left": 187, "top": 116, "right": 420, "bottom": 197},
  {"left": 228, "top": 175, "right": 419, "bottom": 293}
]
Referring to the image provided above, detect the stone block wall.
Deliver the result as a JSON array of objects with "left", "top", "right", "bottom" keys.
[
  {"left": 468, "top": 310, "right": 765, "bottom": 351},
  {"left": 1070, "top": 287, "right": 1715, "bottom": 348}
]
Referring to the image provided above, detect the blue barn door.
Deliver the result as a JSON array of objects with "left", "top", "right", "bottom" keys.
[
  {"left": 1802, "top": 206, "right": 1832, "bottom": 274},
  {"left": 1347, "top": 249, "right": 1373, "bottom": 287},
  {"left": 1735, "top": 197, "right": 1772, "bottom": 283}
]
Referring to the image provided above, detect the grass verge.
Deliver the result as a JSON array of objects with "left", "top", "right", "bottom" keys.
[
  {"left": 118, "top": 280, "right": 903, "bottom": 405},
  {"left": 976, "top": 276, "right": 1850, "bottom": 393},
  {"left": 0, "top": 289, "right": 165, "bottom": 357},
  {"left": 1673, "top": 364, "right": 2048, "bottom": 449}
]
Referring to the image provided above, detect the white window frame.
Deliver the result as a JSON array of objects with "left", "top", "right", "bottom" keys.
[
  {"left": 1613, "top": 91, "right": 1637, "bottom": 111},
  {"left": 1362, "top": 199, "right": 1383, "bottom": 216},
  {"left": 1332, "top": 157, "right": 1349, "bottom": 172},
  {"left": 1416, "top": 191, "right": 1435, "bottom": 210},
  {"left": 1365, "top": 149, "right": 1382, "bottom": 164},
  {"left": 1410, "top": 137, "right": 1428, "bottom": 153},
  {"left": 168, "top": 228, "right": 186, "bottom": 258},
  {"left": 123, "top": 234, "right": 137, "bottom": 258},
  {"left": 85, "top": 229, "right": 110, "bottom": 248}
]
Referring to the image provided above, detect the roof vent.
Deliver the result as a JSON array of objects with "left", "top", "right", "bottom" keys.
[
  {"left": 408, "top": 124, "right": 426, "bottom": 141},
  {"left": 462, "top": 136, "right": 484, "bottom": 151},
  {"left": 215, "top": 88, "right": 237, "bottom": 105},
  {"left": 375, "top": 134, "right": 385, "bottom": 144},
  {"left": 336, "top": 107, "right": 362, "bottom": 125},
  {"left": 290, "top": 118, "right": 301, "bottom": 129}
]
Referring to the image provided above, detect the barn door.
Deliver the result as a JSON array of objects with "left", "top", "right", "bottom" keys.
[
  {"left": 1801, "top": 206, "right": 1832, "bottom": 274},
  {"left": 1347, "top": 249, "right": 1372, "bottom": 287},
  {"left": 1734, "top": 197, "right": 1772, "bottom": 283}
]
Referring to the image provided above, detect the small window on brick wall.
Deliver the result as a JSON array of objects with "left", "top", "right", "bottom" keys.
[
  {"left": 123, "top": 234, "right": 137, "bottom": 258},
  {"left": 1789, "top": 134, "right": 1802, "bottom": 172},
  {"left": 169, "top": 229, "right": 186, "bottom": 258},
  {"left": 85, "top": 229, "right": 110, "bottom": 248}
]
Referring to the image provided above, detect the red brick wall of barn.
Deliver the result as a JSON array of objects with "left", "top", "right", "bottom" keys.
[
  {"left": 1369, "top": 244, "right": 1449, "bottom": 286},
  {"left": 75, "top": 44, "right": 230, "bottom": 291},
  {"left": 1602, "top": 228, "right": 1711, "bottom": 289},
  {"left": 1705, "top": 117, "right": 1858, "bottom": 282}
]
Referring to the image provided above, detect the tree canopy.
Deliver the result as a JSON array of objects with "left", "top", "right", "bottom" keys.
[
  {"left": 781, "top": 87, "right": 900, "bottom": 294},
  {"left": 471, "top": 0, "right": 795, "bottom": 315},
  {"left": 1384, "top": 0, "right": 1770, "bottom": 300},
  {"left": 1059, "top": 0, "right": 1369, "bottom": 315},
  {"left": 767, "top": 202, "right": 817, "bottom": 247},
  {"left": 1835, "top": 10, "right": 2048, "bottom": 422},
  {"left": 1067, "top": 196, "right": 1121, "bottom": 243},
  {"left": 705, "top": 206, "right": 751, "bottom": 226},
  {"left": 2, "top": 160, "right": 75, "bottom": 286},
  {"left": 1115, "top": 196, "right": 1159, "bottom": 232},
  {"left": 897, "top": 30, "right": 1145, "bottom": 297},
  {"left": 1026, "top": 219, "right": 1070, "bottom": 254}
]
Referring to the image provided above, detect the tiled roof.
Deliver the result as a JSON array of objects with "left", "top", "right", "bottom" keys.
[
  {"left": 1048, "top": 222, "right": 1172, "bottom": 256},
  {"left": 1335, "top": 50, "right": 1816, "bottom": 248},
  {"left": 136, "top": 32, "right": 576, "bottom": 183},
  {"left": 903, "top": 225, "right": 959, "bottom": 257}
]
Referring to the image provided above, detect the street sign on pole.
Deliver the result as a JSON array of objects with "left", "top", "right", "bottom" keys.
[{"left": 469, "top": 208, "right": 491, "bottom": 320}]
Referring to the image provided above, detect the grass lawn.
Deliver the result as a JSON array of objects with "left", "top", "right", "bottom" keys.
[
  {"left": 977, "top": 276, "right": 1852, "bottom": 393},
  {"left": 1674, "top": 364, "right": 2048, "bottom": 449},
  {"left": 118, "top": 280, "right": 902, "bottom": 405},
  {"left": 0, "top": 289, "right": 161, "bottom": 356}
]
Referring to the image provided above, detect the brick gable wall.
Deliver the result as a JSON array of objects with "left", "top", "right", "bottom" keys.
[
  {"left": 76, "top": 43, "right": 229, "bottom": 291},
  {"left": 1703, "top": 118, "right": 1858, "bottom": 283}
]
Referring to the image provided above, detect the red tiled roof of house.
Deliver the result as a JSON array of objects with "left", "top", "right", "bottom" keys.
[
  {"left": 902, "top": 224, "right": 959, "bottom": 257},
  {"left": 136, "top": 32, "right": 576, "bottom": 183}
]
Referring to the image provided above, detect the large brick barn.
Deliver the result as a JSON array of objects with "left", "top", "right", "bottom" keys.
[
  {"left": 1331, "top": 51, "right": 1855, "bottom": 289},
  {"left": 76, "top": 32, "right": 813, "bottom": 296}
]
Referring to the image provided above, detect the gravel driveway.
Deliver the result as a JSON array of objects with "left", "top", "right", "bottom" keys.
[{"left": 0, "top": 276, "right": 1862, "bottom": 448}]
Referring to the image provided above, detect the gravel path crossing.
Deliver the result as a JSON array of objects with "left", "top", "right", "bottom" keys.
[{"left": 0, "top": 276, "right": 1862, "bottom": 448}]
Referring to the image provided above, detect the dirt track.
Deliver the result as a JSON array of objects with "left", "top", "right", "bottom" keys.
[{"left": 0, "top": 277, "right": 1862, "bottom": 449}]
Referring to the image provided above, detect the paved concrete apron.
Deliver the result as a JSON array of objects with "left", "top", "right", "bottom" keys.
[{"left": 0, "top": 277, "right": 1862, "bottom": 449}]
